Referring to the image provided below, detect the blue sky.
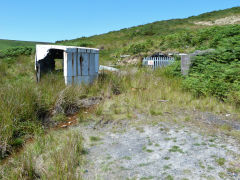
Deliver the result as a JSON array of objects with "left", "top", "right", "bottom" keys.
[{"left": 0, "top": 0, "right": 239, "bottom": 42}]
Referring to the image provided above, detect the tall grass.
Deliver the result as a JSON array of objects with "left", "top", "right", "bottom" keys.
[
  {"left": 0, "top": 129, "right": 84, "bottom": 180},
  {"left": 0, "top": 55, "right": 239, "bottom": 178},
  {"left": 94, "top": 68, "right": 236, "bottom": 123},
  {"left": 0, "top": 53, "right": 132, "bottom": 158},
  {"left": 0, "top": 54, "right": 68, "bottom": 158}
]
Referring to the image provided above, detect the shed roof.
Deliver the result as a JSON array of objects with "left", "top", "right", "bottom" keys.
[{"left": 35, "top": 44, "right": 99, "bottom": 62}]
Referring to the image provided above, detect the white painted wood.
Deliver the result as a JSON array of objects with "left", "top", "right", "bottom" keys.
[
  {"left": 89, "top": 53, "right": 95, "bottom": 75},
  {"left": 35, "top": 44, "right": 99, "bottom": 62},
  {"left": 67, "top": 53, "right": 73, "bottom": 76},
  {"left": 95, "top": 53, "right": 99, "bottom": 73},
  {"left": 64, "top": 52, "right": 68, "bottom": 76},
  {"left": 72, "top": 52, "right": 77, "bottom": 77},
  {"left": 76, "top": 52, "right": 81, "bottom": 76},
  {"left": 82, "top": 53, "right": 89, "bottom": 76},
  {"left": 36, "top": 44, "right": 99, "bottom": 85}
]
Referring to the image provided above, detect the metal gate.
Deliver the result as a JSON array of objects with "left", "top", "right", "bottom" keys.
[{"left": 142, "top": 57, "right": 174, "bottom": 69}]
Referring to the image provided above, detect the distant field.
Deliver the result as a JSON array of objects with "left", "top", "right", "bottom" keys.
[{"left": 0, "top": 39, "right": 49, "bottom": 50}]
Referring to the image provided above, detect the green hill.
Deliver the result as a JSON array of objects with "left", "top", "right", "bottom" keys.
[
  {"left": 0, "top": 39, "right": 49, "bottom": 50},
  {"left": 57, "top": 6, "right": 240, "bottom": 64}
]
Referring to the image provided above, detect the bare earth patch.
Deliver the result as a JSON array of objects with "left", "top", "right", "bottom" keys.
[
  {"left": 194, "top": 16, "right": 240, "bottom": 26},
  {"left": 77, "top": 115, "right": 240, "bottom": 180}
]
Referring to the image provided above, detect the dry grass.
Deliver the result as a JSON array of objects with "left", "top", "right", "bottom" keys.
[
  {"left": 91, "top": 68, "right": 240, "bottom": 141},
  {"left": 95, "top": 68, "right": 236, "bottom": 120},
  {"left": 1, "top": 65, "right": 240, "bottom": 178},
  {"left": 0, "top": 129, "right": 84, "bottom": 180}
]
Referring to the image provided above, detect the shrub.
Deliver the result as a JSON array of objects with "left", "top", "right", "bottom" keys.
[
  {"left": 0, "top": 46, "right": 34, "bottom": 58},
  {"left": 75, "top": 41, "right": 96, "bottom": 47},
  {"left": 182, "top": 32, "right": 240, "bottom": 104},
  {"left": 128, "top": 43, "right": 147, "bottom": 54}
]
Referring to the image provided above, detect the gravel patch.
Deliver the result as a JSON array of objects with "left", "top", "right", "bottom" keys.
[{"left": 77, "top": 120, "right": 240, "bottom": 180}]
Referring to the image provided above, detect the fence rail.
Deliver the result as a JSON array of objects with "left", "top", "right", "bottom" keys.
[{"left": 142, "top": 57, "right": 174, "bottom": 69}]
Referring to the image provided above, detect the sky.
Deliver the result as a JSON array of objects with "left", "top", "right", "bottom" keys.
[{"left": 0, "top": 0, "right": 239, "bottom": 42}]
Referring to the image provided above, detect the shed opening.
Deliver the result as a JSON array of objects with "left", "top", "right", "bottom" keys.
[{"left": 35, "top": 45, "right": 99, "bottom": 85}]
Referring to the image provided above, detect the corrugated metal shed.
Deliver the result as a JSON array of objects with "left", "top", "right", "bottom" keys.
[{"left": 35, "top": 45, "right": 99, "bottom": 85}]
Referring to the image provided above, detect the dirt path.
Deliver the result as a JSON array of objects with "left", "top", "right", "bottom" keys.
[{"left": 77, "top": 114, "right": 240, "bottom": 180}]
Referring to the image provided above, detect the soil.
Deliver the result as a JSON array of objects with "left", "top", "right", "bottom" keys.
[
  {"left": 77, "top": 112, "right": 240, "bottom": 180},
  {"left": 194, "top": 16, "right": 240, "bottom": 26}
]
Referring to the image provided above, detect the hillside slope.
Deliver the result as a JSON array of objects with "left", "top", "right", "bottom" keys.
[{"left": 57, "top": 6, "right": 240, "bottom": 64}]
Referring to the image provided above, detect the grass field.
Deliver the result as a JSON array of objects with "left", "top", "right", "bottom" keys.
[{"left": 0, "top": 39, "right": 49, "bottom": 50}]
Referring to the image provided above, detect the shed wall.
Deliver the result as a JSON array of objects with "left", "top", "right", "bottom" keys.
[{"left": 63, "top": 49, "right": 99, "bottom": 85}]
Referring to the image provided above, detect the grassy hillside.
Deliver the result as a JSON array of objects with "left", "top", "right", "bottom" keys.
[
  {"left": 56, "top": 6, "right": 240, "bottom": 64},
  {"left": 0, "top": 39, "right": 49, "bottom": 50}
]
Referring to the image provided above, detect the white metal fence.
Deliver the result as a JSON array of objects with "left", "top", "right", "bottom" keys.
[{"left": 142, "top": 57, "right": 175, "bottom": 69}]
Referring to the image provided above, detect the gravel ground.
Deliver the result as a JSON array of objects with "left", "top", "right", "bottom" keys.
[{"left": 77, "top": 117, "right": 240, "bottom": 180}]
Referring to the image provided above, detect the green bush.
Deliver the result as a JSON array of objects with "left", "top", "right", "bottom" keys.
[
  {"left": 159, "top": 25, "right": 240, "bottom": 51},
  {"left": 0, "top": 46, "right": 34, "bottom": 58},
  {"left": 182, "top": 32, "right": 240, "bottom": 104},
  {"left": 75, "top": 41, "right": 96, "bottom": 47},
  {"left": 128, "top": 43, "right": 148, "bottom": 54}
]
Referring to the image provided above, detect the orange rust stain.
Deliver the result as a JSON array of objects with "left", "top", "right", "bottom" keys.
[
  {"left": 56, "top": 113, "right": 78, "bottom": 129},
  {"left": 1, "top": 136, "right": 35, "bottom": 165},
  {"left": 1, "top": 102, "right": 101, "bottom": 165}
]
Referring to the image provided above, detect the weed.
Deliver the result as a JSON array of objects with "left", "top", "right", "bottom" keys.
[
  {"left": 136, "top": 127, "right": 145, "bottom": 133},
  {"left": 215, "top": 158, "right": 226, "bottom": 166},
  {"left": 163, "top": 164, "right": 171, "bottom": 170},
  {"left": 207, "top": 166, "right": 214, "bottom": 171},
  {"left": 164, "top": 157, "right": 170, "bottom": 160},
  {"left": 148, "top": 141, "right": 153, "bottom": 146},
  {"left": 140, "top": 176, "right": 154, "bottom": 180},
  {"left": 52, "top": 113, "right": 66, "bottom": 122},
  {"left": 227, "top": 167, "right": 240, "bottom": 174},
  {"left": 138, "top": 162, "right": 153, "bottom": 167},
  {"left": 218, "top": 172, "right": 227, "bottom": 179},
  {"left": 169, "top": 146, "right": 183, "bottom": 153},
  {"left": 90, "top": 136, "right": 102, "bottom": 142},
  {"left": 123, "top": 156, "right": 132, "bottom": 160},
  {"left": 183, "top": 169, "right": 192, "bottom": 174},
  {"left": 146, "top": 149, "right": 154, "bottom": 153},
  {"left": 209, "top": 144, "right": 217, "bottom": 147},
  {"left": 184, "top": 116, "right": 191, "bottom": 122},
  {"left": 101, "top": 161, "right": 113, "bottom": 172},
  {"left": 193, "top": 143, "right": 201, "bottom": 146},
  {"left": 165, "top": 175, "right": 174, "bottom": 180},
  {"left": 119, "top": 166, "right": 130, "bottom": 171},
  {"left": 95, "top": 105, "right": 103, "bottom": 116},
  {"left": 199, "top": 161, "right": 205, "bottom": 169}
]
